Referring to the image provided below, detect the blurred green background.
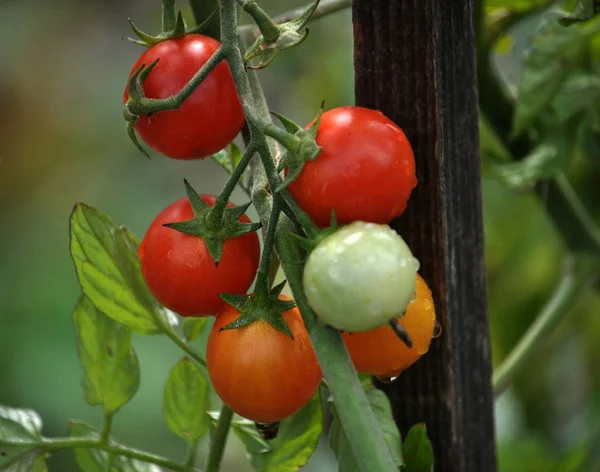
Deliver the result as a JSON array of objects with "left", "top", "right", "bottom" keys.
[{"left": 1, "top": 0, "right": 600, "bottom": 471}]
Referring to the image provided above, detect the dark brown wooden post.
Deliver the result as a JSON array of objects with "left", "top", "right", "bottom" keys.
[{"left": 353, "top": 1, "right": 496, "bottom": 471}]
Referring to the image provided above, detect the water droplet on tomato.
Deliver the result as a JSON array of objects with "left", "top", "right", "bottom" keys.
[
  {"left": 412, "top": 258, "right": 420, "bottom": 271},
  {"left": 432, "top": 320, "right": 442, "bottom": 339}
]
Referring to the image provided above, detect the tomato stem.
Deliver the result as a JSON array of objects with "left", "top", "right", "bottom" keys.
[
  {"left": 205, "top": 404, "right": 234, "bottom": 472},
  {"left": 238, "top": 0, "right": 351, "bottom": 41},
  {"left": 389, "top": 319, "right": 413, "bottom": 348},
  {"left": 100, "top": 410, "right": 114, "bottom": 444},
  {"left": 493, "top": 255, "right": 599, "bottom": 397},
  {"left": 40, "top": 436, "right": 191, "bottom": 471},
  {"left": 124, "top": 47, "right": 225, "bottom": 118},
  {"left": 218, "top": 1, "right": 398, "bottom": 469},
  {"left": 254, "top": 195, "right": 282, "bottom": 302},
  {"left": 209, "top": 142, "right": 256, "bottom": 225},
  {"left": 236, "top": 0, "right": 281, "bottom": 43},
  {"left": 161, "top": 0, "right": 177, "bottom": 33}
]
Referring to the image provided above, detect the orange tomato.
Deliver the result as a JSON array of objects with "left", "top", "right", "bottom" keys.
[
  {"left": 207, "top": 297, "right": 322, "bottom": 423},
  {"left": 342, "top": 274, "right": 437, "bottom": 378}
]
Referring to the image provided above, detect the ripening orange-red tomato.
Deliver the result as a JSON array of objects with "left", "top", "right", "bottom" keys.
[
  {"left": 207, "top": 297, "right": 322, "bottom": 423},
  {"left": 342, "top": 274, "right": 437, "bottom": 378}
]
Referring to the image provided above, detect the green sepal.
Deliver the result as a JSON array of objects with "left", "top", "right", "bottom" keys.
[
  {"left": 272, "top": 104, "right": 324, "bottom": 192},
  {"left": 187, "top": 8, "right": 219, "bottom": 35},
  {"left": 289, "top": 209, "right": 339, "bottom": 253},
  {"left": 162, "top": 180, "right": 261, "bottom": 265},
  {"left": 126, "top": 8, "right": 213, "bottom": 48},
  {"left": 126, "top": 121, "right": 150, "bottom": 158},
  {"left": 271, "top": 111, "right": 304, "bottom": 134},
  {"left": 219, "top": 284, "right": 296, "bottom": 339},
  {"left": 243, "top": 0, "right": 321, "bottom": 70}
]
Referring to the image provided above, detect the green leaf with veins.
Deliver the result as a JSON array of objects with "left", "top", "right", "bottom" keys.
[
  {"left": 329, "top": 381, "right": 403, "bottom": 470},
  {"left": 163, "top": 358, "right": 211, "bottom": 442},
  {"left": 550, "top": 74, "right": 600, "bottom": 124},
  {"left": 0, "top": 406, "right": 43, "bottom": 470},
  {"left": 70, "top": 203, "right": 169, "bottom": 334},
  {"left": 208, "top": 411, "right": 271, "bottom": 456},
  {"left": 512, "top": 14, "right": 600, "bottom": 137},
  {"left": 183, "top": 317, "right": 208, "bottom": 342},
  {"left": 73, "top": 296, "right": 140, "bottom": 415},
  {"left": 249, "top": 393, "right": 323, "bottom": 472}
]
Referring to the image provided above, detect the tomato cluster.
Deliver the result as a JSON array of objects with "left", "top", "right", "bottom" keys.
[{"left": 129, "top": 33, "right": 438, "bottom": 426}]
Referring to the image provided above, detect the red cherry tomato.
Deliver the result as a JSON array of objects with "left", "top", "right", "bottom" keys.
[
  {"left": 138, "top": 195, "right": 260, "bottom": 317},
  {"left": 342, "top": 274, "right": 437, "bottom": 378},
  {"left": 124, "top": 34, "right": 245, "bottom": 160},
  {"left": 287, "top": 106, "right": 417, "bottom": 227},
  {"left": 207, "top": 298, "right": 322, "bottom": 423}
]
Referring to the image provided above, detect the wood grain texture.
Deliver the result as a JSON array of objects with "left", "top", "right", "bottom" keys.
[{"left": 352, "top": 1, "right": 496, "bottom": 471}]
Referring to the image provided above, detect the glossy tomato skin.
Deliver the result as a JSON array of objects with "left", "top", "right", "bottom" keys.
[
  {"left": 303, "top": 221, "right": 418, "bottom": 332},
  {"left": 342, "top": 274, "right": 436, "bottom": 378},
  {"left": 138, "top": 195, "right": 260, "bottom": 317},
  {"left": 124, "top": 35, "right": 245, "bottom": 160},
  {"left": 287, "top": 106, "right": 417, "bottom": 227},
  {"left": 207, "top": 299, "right": 322, "bottom": 423}
]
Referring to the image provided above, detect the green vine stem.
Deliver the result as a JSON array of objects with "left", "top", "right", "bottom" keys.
[
  {"left": 40, "top": 436, "right": 191, "bottom": 471},
  {"left": 254, "top": 195, "right": 282, "bottom": 301},
  {"left": 100, "top": 411, "right": 113, "bottom": 444},
  {"left": 238, "top": 0, "right": 351, "bottom": 40},
  {"left": 493, "top": 256, "right": 599, "bottom": 396},
  {"left": 205, "top": 404, "right": 234, "bottom": 472},
  {"left": 217, "top": 1, "right": 396, "bottom": 469},
  {"left": 237, "top": 0, "right": 281, "bottom": 42},
  {"left": 185, "top": 439, "right": 200, "bottom": 470}
]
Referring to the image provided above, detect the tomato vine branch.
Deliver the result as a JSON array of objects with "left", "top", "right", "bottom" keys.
[
  {"left": 238, "top": 0, "right": 351, "bottom": 40},
  {"left": 216, "top": 1, "right": 397, "bottom": 469},
  {"left": 493, "top": 256, "right": 599, "bottom": 396},
  {"left": 205, "top": 404, "right": 234, "bottom": 472},
  {"left": 39, "top": 436, "right": 190, "bottom": 471}
]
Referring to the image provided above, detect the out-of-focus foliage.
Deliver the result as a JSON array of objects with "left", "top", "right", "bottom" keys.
[{"left": 1, "top": 0, "right": 600, "bottom": 471}]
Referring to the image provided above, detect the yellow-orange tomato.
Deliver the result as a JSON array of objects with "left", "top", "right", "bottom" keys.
[
  {"left": 207, "top": 298, "right": 322, "bottom": 423},
  {"left": 342, "top": 274, "right": 437, "bottom": 378}
]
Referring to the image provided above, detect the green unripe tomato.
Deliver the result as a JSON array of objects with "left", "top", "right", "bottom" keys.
[{"left": 303, "top": 221, "right": 419, "bottom": 332}]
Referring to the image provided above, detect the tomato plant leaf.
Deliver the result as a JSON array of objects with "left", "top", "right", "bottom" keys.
[
  {"left": 580, "top": 114, "right": 600, "bottom": 161},
  {"left": 550, "top": 74, "right": 600, "bottom": 124},
  {"left": 402, "top": 424, "right": 434, "bottom": 472},
  {"left": 163, "top": 358, "right": 210, "bottom": 442},
  {"left": 249, "top": 392, "right": 323, "bottom": 472},
  {"left": 512, "top": 15, "right": 600, "bottom": 137},
  {"left": 182, "top": 318, "right": 208, "bottom": 342},
  {"left": 560, "top": 0, "right": 600, "bottom": 26},
  {"left": 210, "top": 149, "right": 233, "bottom": 173},
  {"left": 328, "top": 381, "right": 403, "bottom": 471},
  {"left": 73, "top": 296, "right": 140, "bottom": 415},
  {"left": 69, "top": 203, "right": 163, "bottom": 334},
  {"left": 69, "top": 422, "right": 162, "bottom": 472},
  {"left": 0, "top": 406, "right": 43, "bottom": 469},
  {"left": 208, "top": 411, "right": 271, "bottom": 455},
  {"left": 364, "top": 384, "right": 403, "bottom": 467}
]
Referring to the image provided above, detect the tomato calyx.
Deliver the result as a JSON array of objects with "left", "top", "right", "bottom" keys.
[
  {"left": 218, "top": 281, "right": 296, "bottom": 338},
  {"left": 291, "top": 209, "right": 339, "bottom": 255},
  {"left": 163, "top": 180, "right": 261, "bottom": 266},
  {"left": 242, "top": 0, "right": 321, "bottom": 69},
  {"left": 264, "top": 104, "right": 324, "bottom": 192},
  {"left": 124, "top": 0, "right": 217, "bottom": 48}
]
